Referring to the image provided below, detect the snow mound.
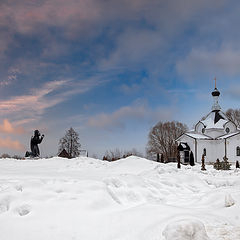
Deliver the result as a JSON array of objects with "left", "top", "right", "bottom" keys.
[
  {"left": 162, "top": 219, "right": 210, "bottom": 240},
  {"left": 225, "top": 194, "right": 235, "bottom": 207},
  {"left": 1, "top": 156, "right": 240, "bottom": 240}
]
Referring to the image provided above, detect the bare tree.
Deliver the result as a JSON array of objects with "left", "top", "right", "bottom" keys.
[
  {"left": 104, "top": 148, "right": 122, "bottom": 161},
  {"left": 123, "top": 148, "right": 143, "bottom": 158},
  {"left": 226, "top": 108, "right": 240, "bottom": 128},
  {"left": 103, "top": 148, "right": 143, "bottom": 161},
  {"left": 146, "top": 121, "right": 187, "bottom": 161},
  {"left": 58, "top": 127, "right": 81, "bottom": 158}
]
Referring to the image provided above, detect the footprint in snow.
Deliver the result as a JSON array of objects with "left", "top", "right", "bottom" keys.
[
  {"left": 15, "top": 204, "right": 31, "bottom": 216},
  {"left": 0, "top": 197, "right": 11, "bottom": 214}
]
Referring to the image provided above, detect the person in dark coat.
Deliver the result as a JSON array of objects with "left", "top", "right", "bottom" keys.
[{"left": 25, "top": 130, "right": 44, "bottom": 157}]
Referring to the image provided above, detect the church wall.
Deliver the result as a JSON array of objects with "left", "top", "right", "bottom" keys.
[
  {"left": 177, "top": 134, "right": 240, "bottom": 164},
  {"left": 196, "top": 139, "right": 225, "bottom": 163},
  {"left": 204, "top": 129, "right": 225, "bottom": 138},
  {"left": 226, "top": 134, "right": 240, "bottom": 163},
  {"left": 224, "top": 121, "right": 237, "bottom": 134}
]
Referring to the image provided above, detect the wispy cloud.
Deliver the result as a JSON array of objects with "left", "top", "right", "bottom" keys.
[
  {"left": 0, "top": 68, "right": 20, "bottom": 87},
  {"left": 0, "top": 77, "right": 105, "bottom": 123},
  {"left": 0, "top": 80, "right": 68, "bottom": 118},
  {"left": 88, "top": 103, "right": 173, "bottom": 130}
]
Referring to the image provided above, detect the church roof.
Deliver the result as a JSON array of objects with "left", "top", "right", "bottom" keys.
[
  {"left": 217, "top": 131, "right": 240, "bottom": 139},
  {"left": 200, "top": 110, "right": 229, "bottom": 129},
  {"left": 177, "top": 142, "right": 190, "bottom": 151},
  {"left": 177, "top": 130, "right": 240, "bottom": 141},
  {"left": 176, "top": 131, "right": 212, "bottom": 141},
  {"left": 185, "top": 132, "right": 212, "bottom": 139}
]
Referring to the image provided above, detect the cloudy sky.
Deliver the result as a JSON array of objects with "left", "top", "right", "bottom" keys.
[{"left": 1, "top": 0, "right": 240, "bottom": 157}]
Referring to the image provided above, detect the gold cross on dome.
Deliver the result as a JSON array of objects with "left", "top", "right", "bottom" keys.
[{"left": 214, "top": 77, "right": 216, "bottom": 88}]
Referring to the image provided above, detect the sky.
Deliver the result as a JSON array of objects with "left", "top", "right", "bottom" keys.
[{"left": 1, "top": 0, "right": 240, "bottom": 158}]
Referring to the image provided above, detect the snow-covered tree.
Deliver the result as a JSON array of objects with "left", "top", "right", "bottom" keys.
[{"left": 58, "top": 127, "right": 81, "bottom": 158}]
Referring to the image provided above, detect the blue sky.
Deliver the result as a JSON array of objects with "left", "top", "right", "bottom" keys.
[{"left": 1, "top": 0, "right": 240, "bottom": 157}]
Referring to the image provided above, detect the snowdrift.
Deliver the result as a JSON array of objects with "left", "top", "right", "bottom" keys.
[{"left": 0, "top": 156, "right": 240, "bottom": 240}]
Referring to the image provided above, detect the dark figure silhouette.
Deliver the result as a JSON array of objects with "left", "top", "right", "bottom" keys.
[{"left": 25, "top": 130, "right": 44, "bottom": 158}]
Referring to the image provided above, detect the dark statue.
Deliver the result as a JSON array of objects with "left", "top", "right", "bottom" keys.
[{"left": 25, "top": 130, "right": 44, "bottom": 158}]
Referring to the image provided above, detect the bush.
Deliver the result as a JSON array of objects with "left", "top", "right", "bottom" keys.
[
  {"left": 213, "top": 157, "right": 231, "bottom": 170},
  {"left": 1, "top": 153, "right": 11, "bottom": 158},
  {"left": 213, "top": 159, "right": 221, "bottom": 170}
]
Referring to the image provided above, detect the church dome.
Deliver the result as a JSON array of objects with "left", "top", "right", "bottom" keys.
[{"left": 212, "top": 88, "right": 220, "bottom": 97}]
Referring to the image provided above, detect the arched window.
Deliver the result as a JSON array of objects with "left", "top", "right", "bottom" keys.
[
  {"left": 236, "top": 147, "right": 240, "bottom": 156},
  {"left": 226, "top": 127, "right": 230, "bottom": 133},
  {"left": 203, "top": 148, "right": 206, "bottom": 156}
]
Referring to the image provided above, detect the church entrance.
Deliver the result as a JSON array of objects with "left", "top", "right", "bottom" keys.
[
  {"left": 177, "top": 142, "right": 191, "bottom": 164},
  {"left": 184, "top": 151, "right": 189, "bottom": 163}
]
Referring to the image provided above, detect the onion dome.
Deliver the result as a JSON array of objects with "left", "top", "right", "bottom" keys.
[
  {"left": 212, "top": 88, "right": 220, "bottom": 97},
  {"left": 211, "top": 78, "right": 221, "bottom": 111}
]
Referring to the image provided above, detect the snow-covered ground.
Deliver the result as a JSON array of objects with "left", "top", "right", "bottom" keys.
[{"left": 0, "top": 156, "right": 240, "bottom": 240}]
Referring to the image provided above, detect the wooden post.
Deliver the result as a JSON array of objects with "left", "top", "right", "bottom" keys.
[
  {"left": 201, "top": 154, "right": 206, "bottom": 171},
  {"left": 177, "top": 152, "right": 181, "bottom": 169},
  {"left": 236, "top": 160, "right": 239, "bottom": 168}
]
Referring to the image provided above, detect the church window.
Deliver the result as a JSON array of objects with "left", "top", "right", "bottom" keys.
[
  {"left": 237, "top": 147, "right": 240, "bottom": 156},
  {"left": 202, "top": 128, "right": 205, "bottom": 134},
  {"left": 203, "top": 148, "right": 206, "bottom": 156},
  {"left": 226, "top": 127, "right": 230, "bottom": 133}
]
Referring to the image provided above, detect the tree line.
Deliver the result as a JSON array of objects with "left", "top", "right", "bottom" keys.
[
  {"left": 1, "top": 108, "right": 240, "bottom": 160},
  {"left": 102, "top": 148, "right": 143, "bottom": 161}
]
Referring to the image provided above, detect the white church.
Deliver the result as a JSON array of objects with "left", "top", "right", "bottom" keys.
[{"left": 176, "top": 83, "right": 240, "bottom": 164}]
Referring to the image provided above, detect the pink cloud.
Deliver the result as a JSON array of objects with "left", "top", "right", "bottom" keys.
[
  {"left": 0, "top": 137, "right": 25, "bottom": 151},
  {"left": 0, "top": 0, "right": 102, "bottom": 35},
  {"left": 0, "top": 119, "right": 25, "bottom": 134}
]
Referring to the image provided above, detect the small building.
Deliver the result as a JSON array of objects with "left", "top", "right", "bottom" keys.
[
  {"left": 176, "top": 83, "right": 240, "bottom": 164},
  {"left": 58, "top": 149, "right": 70, "bottom": 158},
  {"left": 177, "top": 142, "right": 191, "bottom": 164}
]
